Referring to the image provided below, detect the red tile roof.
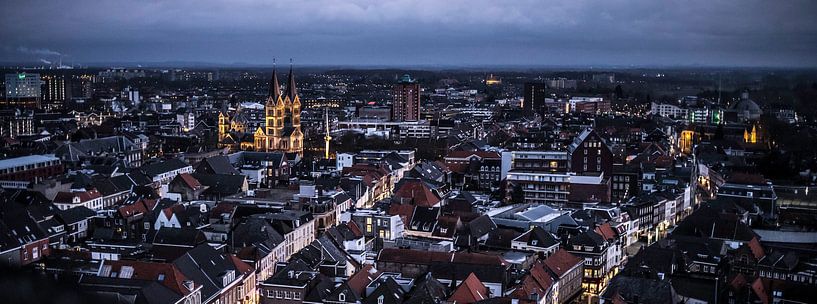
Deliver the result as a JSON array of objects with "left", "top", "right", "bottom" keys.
[
  {"left": 511, "top": 262, "right": 554, "bottom": 300},
  {"left": 393, "top": 180, "right": 440, "bottom": 207},
  {"left": 451, "top": 252, "right": 507, "bottom": 266},
  {"left": 53, "top": 189, "right": 102, "bottom": 204},
  {"left": 529, "top": 262, "right": 554, "bottom": 292},
  {"left": 449, "top": 272, "right": 489, "bottom": 304},
  {"left": 751, "top": 277, "right": 770, "bottom": 304},
  {"left": 118, "top": 200, "right": 148, "bottom": 219},
  {"left": 343, "top": 164, "right": 390, "bottom": 181},
  {"left": 347, "top": 264, "right": 380, "bottom": 296},
  {"left": 176, "top": 173, "right": 203, "bottom": 190},
  {"left": 103, "top": 260, "right": 193, "bottom": 296},
  {"left": 346, "top": 221, "right": 364, "bottom": 238},
  {"left": 594, "top": 223, "right": 617, "bottom": 241},
  {"left": 387, "top": 203, "right": 415, "bottom": 225},
  {"left": 445, "top": 163, "right": 470, "bottom": 174},
  {"left": 543, "top": 249, "right": 583, "bottom": 278},
  {"left": 229, "top": 254, "right": 254, "bottom": 275},
  {"left": 747, "top": 237, "right": 766, "bottom": 260},
  {"left": 209, "top": 202, "right": 238, "bottom": 219}
]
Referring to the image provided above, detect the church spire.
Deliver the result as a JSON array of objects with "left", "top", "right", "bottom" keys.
[
  {"left": 284, "top": 59, "right": 298, "bottom": 101},
  {"left": 268, "top": 59, "right": 281, "bottom": 101}
]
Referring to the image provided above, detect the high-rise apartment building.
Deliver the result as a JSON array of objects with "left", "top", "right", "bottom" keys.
[
  {"left": 392, "top": 74, "right": 420, "bottom": 122},
  {"left": 42, "top": 72, "right": 72, "bottom": 110},
  {"left": 523, "top": 82, "right": 546, "bottom": 117}
]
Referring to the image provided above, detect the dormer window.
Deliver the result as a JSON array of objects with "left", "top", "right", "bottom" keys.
[{"left": 339, "top": 293, "right": 346, "bottom": 302}]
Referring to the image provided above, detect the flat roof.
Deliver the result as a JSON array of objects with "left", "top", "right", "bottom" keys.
[{"left": 0, "top": 154, "right": 59, "bottom": 171}]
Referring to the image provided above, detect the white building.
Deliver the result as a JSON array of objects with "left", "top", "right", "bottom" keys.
[
  {"left": 650, "top": 102, "right": 688, "bottom": 120},
  {"left": 5, "top": 73, "right": 42, "bottom": 98}
]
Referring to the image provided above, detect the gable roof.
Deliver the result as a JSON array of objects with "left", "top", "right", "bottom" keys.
[
  {"left": 172, "top": 244, "right": 242, "bottom": 303},
  {"left": 191, "top": 173, "right": 246, "bottom": 195},
  {"left": 393, "top": 178, "right": 441, "bottom": 207},
  {"left": 196, "top": 156, "right": 239, "bottom": 175},
  {"left": 348, "top": 264, "right": 380, "bottom": 296},
  {"left": 56, "top": 205, "right": 97, "bottom": 224},
  {"left": 514, "top": 226, "right": 559, "bottom": 249},
  {"left": 100, "top": 260, "right": 194, "bottom": 296},
  {"left": 53, "top": 189, "right": 102, "bottom": 204},
  {"left": 449, "top": 272, "right": 488, "bottom": 304},
  {"left": 542, "top": 249, "right": 583, "bottom": 278},
  {"left": 141, "top": 158, "right": 190, "bottom": 177},
  {"left": 406, "top": 273, "right": 448, "bottom": 304},
  {"left": 173, "top": 173, "right": 203, "bottom": 190}
]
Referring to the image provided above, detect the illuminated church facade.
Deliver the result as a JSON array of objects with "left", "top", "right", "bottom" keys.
[{"left": 218, "top": 66, "right": 303, "bottom": 155}]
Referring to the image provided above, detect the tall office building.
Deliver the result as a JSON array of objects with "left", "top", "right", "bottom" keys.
[
  {"left": 392, "top": 74, "right": 421, "bottom": 122},
  {"left": 42, "top": 72, "right": 72, "bottom": 110},
  {"left": 523, "top": 82, "right": 546, "bottom": 117},
  {"left": 72, "top": 74, "right": 95, "bottom": 99},
  {"left": 123, "top": 86, "right": 140, "bottom": 106},
  {"left": 3, "top": 73, "right": 41, "bottom": 109}
]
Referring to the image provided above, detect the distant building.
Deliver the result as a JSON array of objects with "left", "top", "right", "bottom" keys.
[
  {"left": 392, "top": 74, "right": 421, "bottom": 122},
  {"left": 729, "top": 91, "right": 763, "bottom": 122},
  {"left": 3, "top": 72, "right": 41, "bottom": 109},
  {"left": 568, "top": 97, "right": 611, "bottom": 114},
  {"left": 523, "top": 82, "right": 547, "bottom": 117},
  {"left": 41, "top": 72, "right": 72, "bottom": 111},
  {"left": 546, "top": 77, "right": 577, "bottom": 90},
  {"left": 97, "top": 68, "right": 145, "bottom": 82},
  {"left": 592, "top": 73, "right": 615, "bottom": 83},
  {"left": 485, "top": 74, "right": 502, "bottom": 85},
  {"left": 358, "top": 105, "right": 391, "bottom": 120}
]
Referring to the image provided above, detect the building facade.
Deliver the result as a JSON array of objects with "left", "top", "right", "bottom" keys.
[{"left": 392, "top": 74, "right": 421, "bottom": 122}]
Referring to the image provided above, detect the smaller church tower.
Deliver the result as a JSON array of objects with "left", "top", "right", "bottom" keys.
[{"left": 218, "top": 111, "right": 228, "bottom": 142}]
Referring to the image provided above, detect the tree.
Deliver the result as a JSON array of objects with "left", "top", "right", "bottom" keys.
[
  {"left": 510, "top": 183, "right": 525, "bottom": 204},
  {"left": 614, "top": 85, "right": 624, "bottom": 100}
]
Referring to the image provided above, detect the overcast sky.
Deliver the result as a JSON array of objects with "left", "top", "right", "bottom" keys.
[{"left": 2, "top": 0, "right": 816, "bottom": 67}]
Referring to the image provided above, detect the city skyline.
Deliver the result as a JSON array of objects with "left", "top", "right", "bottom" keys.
[{"left": 2, "top": 0, "right": 817, "bottom": 67}]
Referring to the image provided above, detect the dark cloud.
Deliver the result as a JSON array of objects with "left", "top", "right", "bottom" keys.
[{"left": 1, "top": 0, "right": 816, "bottom": 66}]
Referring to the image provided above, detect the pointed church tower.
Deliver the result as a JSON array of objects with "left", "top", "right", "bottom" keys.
[
  {"left": 284, "top": 64, "right": 298, "bottom": 103},
  {"left": 285, "top": 64, "right": 302, "bottom": 128},
  {"left": 266, "top": 66, "right": 281, "bottom": 133}
]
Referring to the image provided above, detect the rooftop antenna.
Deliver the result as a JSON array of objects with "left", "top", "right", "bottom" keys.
[{"left": 324, "top": 106, "right": 332, "bottom": 159}]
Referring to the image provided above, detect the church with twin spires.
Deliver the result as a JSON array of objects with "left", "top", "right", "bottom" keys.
[{"left": 218, "top": 66, "right": 303, "bottom": 155}]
